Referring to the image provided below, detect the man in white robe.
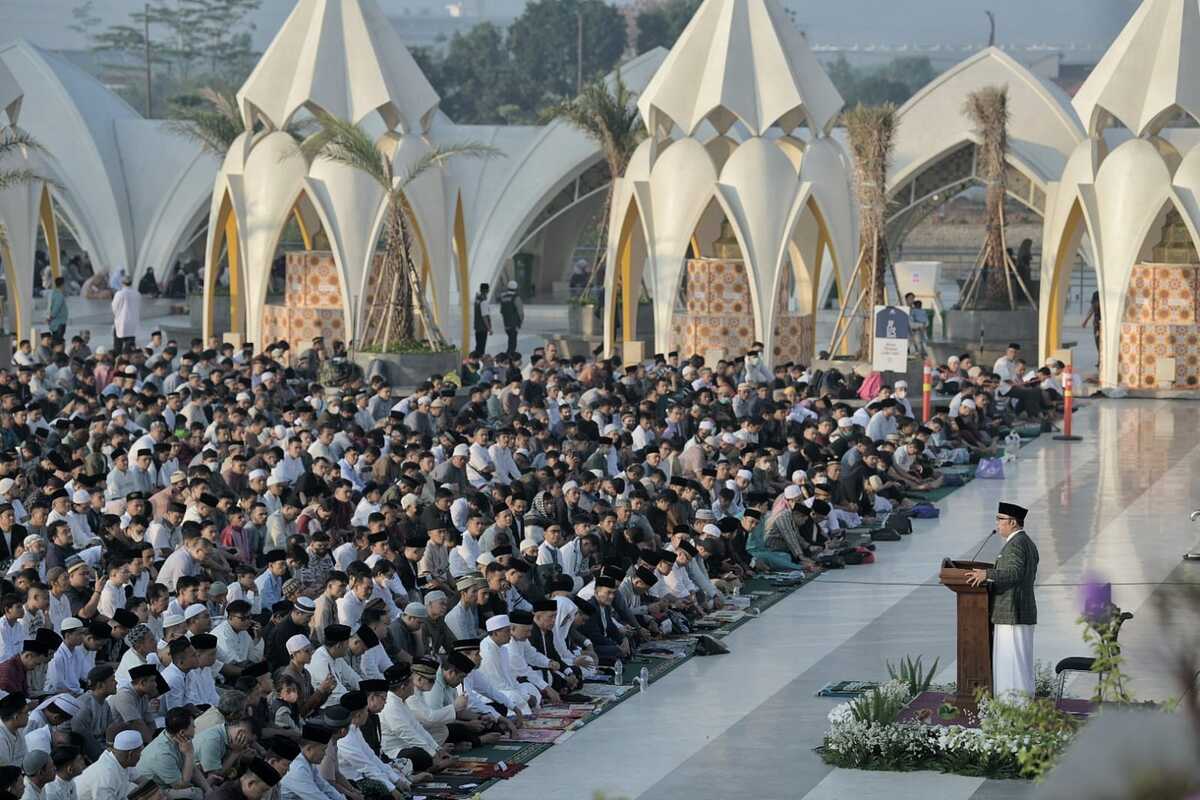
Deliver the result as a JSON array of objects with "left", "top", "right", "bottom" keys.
[{"left": 478, "top": 616, "right": 538, "bottom": 713}]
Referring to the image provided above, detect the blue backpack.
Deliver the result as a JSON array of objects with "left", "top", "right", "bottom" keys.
[{"left": 911, "top": 502, "right": 940, "bottom": 519}]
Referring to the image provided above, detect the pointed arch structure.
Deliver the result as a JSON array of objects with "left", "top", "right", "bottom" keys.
[
  {"left": 0, "top": 39, "right": 217, "bottom": 339},
  {"left": 204, "top": 0, "right": 669, "bottom": 354},
  {"left": 602, "top": 0, "right": 858, "bottom": 363},
  {"left": 884, "top": 47, "right": 1085, "bottom": 250},
  {"left": 1039, "top": 0, "right": 1200, "bottom": 387}
]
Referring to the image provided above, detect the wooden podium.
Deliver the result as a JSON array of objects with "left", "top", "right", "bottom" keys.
[{"left": 939, "top": 559, "right": 994, "bottom": 708}]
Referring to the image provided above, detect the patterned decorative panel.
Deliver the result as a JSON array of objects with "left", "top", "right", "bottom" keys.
[
  {"left": 1117, "top": 263, "right": 1200, "bottom": 390},
  {"left": 671, "top": 258, "right": 814, "bottom": 362},
  {"left": 1169, "top": 325, "right": 1200, "bottom": 388},
  {"left": 1117, "top": 323, "right": 1141, "bottom": 389},
  {"left": 1122, "top": 265, "right": 1155, "bottom": 323},
  {"left": 684, "top": 259, "right": 752, "bottom": 315},
  {"left": 1151, "top": 264, "right": 1198, "bottom": 324},
  {"left": 772, "top": 314, "right": 814, "bottom": 363},
  {"left": 262, "top": 304, "right": 348, "bottom": 353},
  {"left": 285, "top": 251, "right": 343, "bottom": 309}
]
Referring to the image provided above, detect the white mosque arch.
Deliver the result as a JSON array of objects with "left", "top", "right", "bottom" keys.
[{"left": 884, "top": 47, "right": 1085, "bottom": 248}]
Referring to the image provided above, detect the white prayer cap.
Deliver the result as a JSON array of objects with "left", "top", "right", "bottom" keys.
[
  {"left": 784, "top": 485, "right": 803, "bottom": 500},
  {"left": 791, "top": 470, "right": 805, "bottom": 483},
  {"left": 894, "top": 380, "right": 908, "bottom": 389},
  {"left": 22, "top": 534, "right": 39, "bottom": 547},
  {"left": 485, "top": 614, "right": 511, "bottom": 632},
  {"left": 294, "top": 597, "right": 316, "bottom": 614},
  {"left": 286, "top": 634, "right": 312, "bottom": 654},
  {"left": 702, "top": 524, "right": 721, "bottom": 537},
  {"left": 837, "top": 417, "right": 854, "bottom": 428},
  {"left": 452, "top": 444, "right": 470, "bottom": 458},
  {"left": 736, "top": 469, "right": 753, "bottom": 481},
  {"left": 236, "top": 392, "right": 252, "bottom": 402},
  {"left": 694, "top": 509, "right": 714, "bottom": 520},
  {"left": 49, "top": 694, "right": 79, "bottom": 715},
  {"left": 267, "top": 475, "right": 288, "bottom": 487},
  {"left": 112, "top": 408, "right": 127, "bottom": 418},
  {"left": 60, "top": 617, "right": 84, "bottom": 632},
  {"left": 417, "top": 395, "right": 431, "bottom": 405},
  {"left": 113, "top": 730, "right": 144, "bottom": 751},
  {"left": 401, "top": 493, "right": 419, "bottom": 510},
  {"left": 170, "top": 471, "right": 188, "bottom": 484},
  {"left": 699, "top": 419, "right": 715, "bottom": 431},
  {"left": 162, "top": 613, "right": 185, "bottom": 628},
  {"left": 403, "top": 602, "right": 428, "bottom": 619},
  {"left": 562, "top": 480, "right": 579, "bottom": 492},
  {"left": 72, "top": 489, "right": 90, "bottom": 504},
  {"left": 961, "top": 399, "right": 977, "bottom": 410},
  {"left": 721, "top": 433, "right": 737, "bottom": 445},
  {"left": 519, "top": 538, "right": 539, "bottom": 552},
  {"left": 0, "top": 479, "right": 12, "bottom": 495},
  {"left": 725, "top": 479, "right": 737, "bottom": 490},
  {"left": 424, "top": 590, "right": 448, "bottom": 604},
  {"left": 260, "top": 371, "right": 276, "bottom": 382},
  {"left": 476, "top": 552, "right": 496, "bottom": 567},
  {"left": 183, "top": 604, "right": 208, "bottom": 620}
]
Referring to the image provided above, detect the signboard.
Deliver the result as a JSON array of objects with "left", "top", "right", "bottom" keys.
[{"left": 872, "top": 305, "right": 911, "bottom": 372}]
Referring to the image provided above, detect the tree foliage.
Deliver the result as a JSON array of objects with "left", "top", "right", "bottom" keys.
[
  {"left": 827, "top": 55, "right": 938, "bottom": 108},
  {"left": 74, "top": 0, "right": 262, "bottom": 118},
  {"left": 419, "top": 0, "right": 627, "bottom": 124},
  {"left": 635, "top": 0, "right": 701, "bottom": 53}
]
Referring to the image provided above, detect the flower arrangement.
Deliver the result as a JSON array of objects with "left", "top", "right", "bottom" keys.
[{"left": 821, "top": 680, "right": 1079, "bottom": 780}]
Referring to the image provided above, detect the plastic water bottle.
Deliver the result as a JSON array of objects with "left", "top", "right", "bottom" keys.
[
  {"left": 1004, "top": 430, "right": 1021, "bottom": 461},
  {"left": 613, "top": 659, "right": 624, "bottom": 685},
  {"left": 639, "top": 666, "right": 649, "bottom": 693}
]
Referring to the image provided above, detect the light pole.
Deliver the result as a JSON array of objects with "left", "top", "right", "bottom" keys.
[
  {"left": 576, "top": 4, "right": 583, "bottom": 95},
  {"left": 144, "top": 2, "right": 152, "bottom": 117}
]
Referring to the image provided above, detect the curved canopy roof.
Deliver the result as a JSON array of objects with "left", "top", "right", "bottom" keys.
[
  {"left": 238, "top": 0, "right": 440, "bottom": 135},
  {"left": 889, "top": 47, "right": 1085, "bottom": 192},
  {"left": 0, "top": 39, "right": 216, "bottom": 278},
  {"left": 1072, "top": 0, "right": 1200, "bottom": 137},
  {"left": 637, "top": 0, "right": 843, "bottom": 138}
]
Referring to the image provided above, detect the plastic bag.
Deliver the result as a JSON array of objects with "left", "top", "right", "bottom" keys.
[{"left": 975, "top": 457, "right": 1005, "bottom": 479}]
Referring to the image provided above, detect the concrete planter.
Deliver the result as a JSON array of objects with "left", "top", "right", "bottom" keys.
[
  {"left": 940, "top": 308, "right": 1038, "bottom": 349},
  {"left": 352, "top": 350, "right": 460, "bottom": 388},
  {"left": 568, "top": 304, "right": 601, "bottom": 336}
]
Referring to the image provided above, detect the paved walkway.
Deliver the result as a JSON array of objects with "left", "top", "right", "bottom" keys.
[{"left": 482, "top": 399, "right": 1200, "bottom": 800}]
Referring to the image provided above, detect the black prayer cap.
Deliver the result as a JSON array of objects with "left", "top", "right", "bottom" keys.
[
  {"left": 508, "top": 610, "right": 533, "bottom": 625},
  {"left": 247, "top": 758, "right": 282, "bottom": 787},
  {"left": 355, "top": 626, "right": 379, "bottom": 648},
  {"left": 301, "top": 723, "right": 333, "bottom": 744},
  {"left": 338, "top": 691, "right": 367, "bottom": 712},
  {"left": 384, "top": 663, "right": 411, "bottom": 686},
  {"left": 997, "top": 501, "right": 1028, "bottom": 524},
  {"left": 635, "top": 566, "right": 658, "bottom": 586},
  {"left": 264, "top": 736, "right": 301, "bottom": 761},
  {"left": 532, "top": 599, "right": 557, "bottom": 613},
  {"left": 112, "top": 609, "right": 139, "bottom": 628},
  {"left": 359, "top": 679, "right": 387, "bottom": 693},
  {"left": 242, "top": 661, "right": 270, "bottom": 679},
  {"left": 595, "top": 575, "right": 617, "bottom": 589},
  {"left": 445, "top": 651, "right": 475, "bottom": 674},
  {"left": 324, "top": 624, "right": 351, "bottom": 643},
  {"left": 129, "top": 664, "right": 158, "bottom": 682}
]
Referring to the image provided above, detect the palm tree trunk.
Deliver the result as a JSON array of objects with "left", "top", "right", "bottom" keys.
[{"left": 982, "top": 181, "right": 1009, "bottom": 306}]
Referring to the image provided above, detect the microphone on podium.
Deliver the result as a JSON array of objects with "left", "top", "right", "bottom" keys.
[{"left": 967, "top": 529, "right": 996, "bottom": 564}]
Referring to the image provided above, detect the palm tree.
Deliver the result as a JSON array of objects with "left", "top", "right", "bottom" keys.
[
  {"left": 165, "top": 87, "right": 244, "bottom": 156},
  {"left": 830, "top": 103, "right": 897, "bottom": 358},
  {"left": 301, "top": 111, "right": 498, "bottom": 351},
  {"left": 548, "top": 71, "right": 645, "bottom": 295},
  {"left": 0, "top": 127, "right": 48, "bottom": 249},
  {"left": 166, "top": 86, "right": 310, "bottom": 156}
]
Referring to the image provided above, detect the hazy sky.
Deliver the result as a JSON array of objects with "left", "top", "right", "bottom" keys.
[{"left": 0, "top": 0, "right": 1139, "bottom": 53}]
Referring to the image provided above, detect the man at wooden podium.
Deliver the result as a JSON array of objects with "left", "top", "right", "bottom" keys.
[{"left": 966, "top": 502, "right": 1040, "bottom": 700}]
